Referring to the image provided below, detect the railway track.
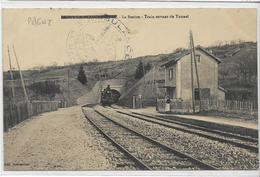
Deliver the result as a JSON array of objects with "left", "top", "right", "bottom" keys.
[
  {"left": 115, "top": 110, "right": 258, "bottom": 153},
  {"left": 83, "top": 107, "right": 218, "bottom": 170}
]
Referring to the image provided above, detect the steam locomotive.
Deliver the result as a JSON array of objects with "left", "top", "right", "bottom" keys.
[{"left": 100, "top": 85, "right": 121, "bottom": 106}]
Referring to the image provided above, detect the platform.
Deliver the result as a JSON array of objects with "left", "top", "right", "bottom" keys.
[{"left": 128, "top": 107, "right": 258, "bottom": 138}]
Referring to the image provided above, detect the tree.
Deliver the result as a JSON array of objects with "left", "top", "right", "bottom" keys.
[
  {"left": 174, "top": 47, "right": 185, "bottom": 53},
  {"left": 135, "top": 61, "right": 144, "bottom": 79},
  {"left": 77, "top": 65, "right": 87, "bottom": 84},
  {"left": 145, "top": 63, "right": 152, "bottom": 73}
]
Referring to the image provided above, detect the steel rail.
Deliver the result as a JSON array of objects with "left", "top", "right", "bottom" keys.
[
  {"left": 94, "top": 109, "right": 218, "bottom": 170},
  {"left": 116, "top": 110, "right": 258, "bottom": 153},
  {"left": 132, "top": 111, "right": 258, "bottom": 143},
  {"left": 84, "top": 113, "right": 152, "bottom": 170}
]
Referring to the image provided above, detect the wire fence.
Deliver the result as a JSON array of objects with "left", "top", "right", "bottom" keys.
[{"left": 156, "top": 99, "right": 258, "bottom": 115}]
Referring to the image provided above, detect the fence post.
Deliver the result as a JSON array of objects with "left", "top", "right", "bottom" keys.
[
  {"left": 15, "top": 104, "right": 19, "bottom": 125},
  {"left": 132, "top": 96, "right": 136, "bottom": 109},
  {"left": 250, "top": 102, "right": 253, "bottom": 115}
]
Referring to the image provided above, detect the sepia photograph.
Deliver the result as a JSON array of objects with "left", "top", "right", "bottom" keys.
[{"left": 2, "top": 7, "right": 259, "bottom": 172}]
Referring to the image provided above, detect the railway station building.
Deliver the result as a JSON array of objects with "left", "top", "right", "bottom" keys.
[{"left": 160, "top": 47, "right": 226, "bottom": 101}]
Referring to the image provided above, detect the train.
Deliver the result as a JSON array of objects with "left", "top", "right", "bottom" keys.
[{"left": 100, "top": 85, "right": 121, "bottom": 106}]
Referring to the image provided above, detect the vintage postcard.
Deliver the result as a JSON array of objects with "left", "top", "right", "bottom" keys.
[{"left": 2, "top": 7, "right": 259, "bottom": 174}]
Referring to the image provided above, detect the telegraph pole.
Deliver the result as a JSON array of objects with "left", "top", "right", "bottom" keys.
[
  {"left": 67, "top": 69, "right": 70, "bottom": 107},
  {"left": 141, "top": 61, "right": 146, "bottom": 108},
  {"left": 99, "top": 67, "right": 103, "bottom": 103},
  {"left": 7, "top": 45, "right": 16, "bottom": 104},
  {"left": 189, "top": 33, "right": 195, "bottom": 113},
  {"left": 142, "top": 62, "right": 146, "bottom": 84},
  {"left": 13, "top": 45, "right": 29, "bottom": 103},
  {"left": 190, "top": 31, "right": 202, "bottom": 112},
  {"left": 13, "top": 44, "right": 31, "bottom": 116},
  {"left": 152, "top": 64, "right": 155, "bottom": 91}
]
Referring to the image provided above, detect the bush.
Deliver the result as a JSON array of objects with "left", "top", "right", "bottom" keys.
[{"left": 28, "top": 81, "right": 61, "bottom": 100}]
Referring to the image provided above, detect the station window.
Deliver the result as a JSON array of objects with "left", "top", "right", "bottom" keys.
[{"left": 169, "top": 68, "right": 173, "bottom": 80}]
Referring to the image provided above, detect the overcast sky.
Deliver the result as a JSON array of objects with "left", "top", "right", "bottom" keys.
[{"left": 3, "top": 8, "right": 257, "bottom": 71}]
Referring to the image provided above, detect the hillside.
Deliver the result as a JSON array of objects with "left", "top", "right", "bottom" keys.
[
  {"left": 3, "top": 41, "right": 257, "bottom": 104},
  {"left": 3, "top": 53, "right": 165, "bottom": 104},
  {"left": 208, "top": 42, "right": 257, "bottom": 100}
]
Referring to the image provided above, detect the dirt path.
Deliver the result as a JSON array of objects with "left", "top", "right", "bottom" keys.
[{"left": 4, "top": 106, "right": 111, "bottom": 171}]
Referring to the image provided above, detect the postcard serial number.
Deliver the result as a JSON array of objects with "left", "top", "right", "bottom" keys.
[{"left": 27, "top": 17, "right": 52, "bottom": 26}]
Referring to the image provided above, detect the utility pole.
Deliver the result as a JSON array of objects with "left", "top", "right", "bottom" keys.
[
  {"left": 67, "top": 69, "right": 70, "bottom": 107},
  {"left": 7, "top": 45, "right": 16, "bottom": 104},
  {"left": 99, "top": 67, "right": 103, "bottom": 103},
  {"left": 13, "top": 44, "right": 31, "bottom": 115},
  {"left": 152, "top": 64, "right": 155, "bottom": 91},
  {"left": 140, "top": 61, "right": 146, "bottom": 108},
  {"left": 13, "top": 45, "right": 29, "bottom": 103},
  {"left": 114, "top": 46, "right": 117, "bottom": 61},
  {"left": 142, "top": 61, "right": 146, "bottom": 84},
  {"left": 189, "top": 33, "right": 195, "bottom": 113},
  {"left": 190, "top": 31, "right": 201, "bottom": 112}
]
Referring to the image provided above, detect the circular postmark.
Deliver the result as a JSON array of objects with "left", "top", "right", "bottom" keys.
[{"left": 66, "top": 18, "right": 133, "bottom": 63}]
